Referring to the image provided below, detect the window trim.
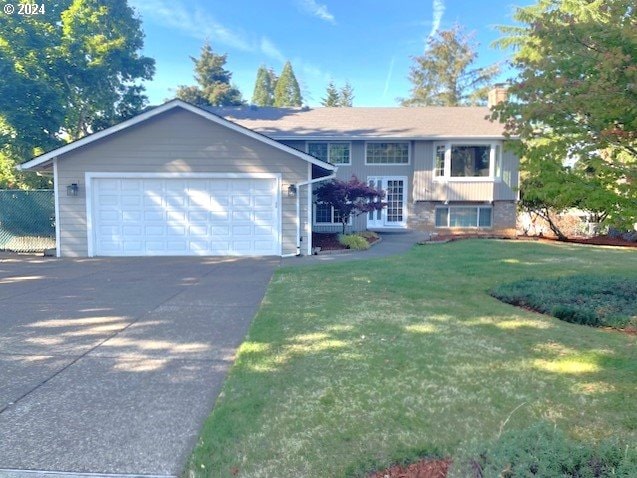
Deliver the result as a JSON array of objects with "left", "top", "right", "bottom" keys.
[
  {"left": 313, "top": 203, "right": 352, "bottom": 226},
  {"left": 434, "top": 205, "right": 493, "bottom": 229},
  {"left": 364, "top": 141, "right": 411, "bottom": 166},
  {"left": 433, "top": 141, "right": 503, "bottom": 182},
  {"left": 306, "top": 141, "right": 352, "bottom": 165}
]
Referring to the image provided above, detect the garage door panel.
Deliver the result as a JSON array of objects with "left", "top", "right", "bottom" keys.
[{"left": 92, "top": 177, "right": 279, "bottom": 256}]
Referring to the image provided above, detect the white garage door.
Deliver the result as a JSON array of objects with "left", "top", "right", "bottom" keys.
[{"left": 90, "top": 177, "right": 279, "bottom": 256}]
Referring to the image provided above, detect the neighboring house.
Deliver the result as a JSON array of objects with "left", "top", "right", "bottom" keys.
[{"left": 19, "top": 89, "right": 518, "bottom": 258}]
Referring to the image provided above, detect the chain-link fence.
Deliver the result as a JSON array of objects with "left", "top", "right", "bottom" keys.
[{"left": 0, "top": 190, "right": 55, "bottom": 253}]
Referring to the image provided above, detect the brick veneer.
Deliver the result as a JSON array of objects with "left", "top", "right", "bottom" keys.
[{"left": 408, "top": 201, "right": 517, "bottom": 237}]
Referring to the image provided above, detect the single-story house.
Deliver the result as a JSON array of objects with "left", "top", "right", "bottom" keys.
[{"left": 20, "top": 90, "right": 518, "bottom": 258}]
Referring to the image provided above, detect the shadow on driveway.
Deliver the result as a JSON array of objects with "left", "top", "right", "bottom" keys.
[{"left": 0, "top": 255, "right": 278, "bottom": 477}]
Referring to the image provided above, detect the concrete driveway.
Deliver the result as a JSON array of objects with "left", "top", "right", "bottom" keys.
[{"left": 0, "top": 255, "right": 278, "bottom": 477}]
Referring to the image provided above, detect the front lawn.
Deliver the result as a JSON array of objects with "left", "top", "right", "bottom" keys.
[{"left": 187, "top": 240, "right": 637, "bottom": 477}]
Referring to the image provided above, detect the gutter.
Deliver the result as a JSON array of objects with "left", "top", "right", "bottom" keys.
[{"left": 294, "top": 172, "right": 337, "bottom": 256}]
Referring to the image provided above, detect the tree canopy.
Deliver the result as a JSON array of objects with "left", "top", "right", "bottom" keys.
[
  {"left": 175, "top": 42, "right": 244, "bottom": 107},
  {"left": 492, "top": 0, "right": 637, "bottom": 230},
  {"left": 251, "top": 65, "right": 277, "bottom": 106},
  {"left": 321, "top": 81, "right": 354, "bottom": 107},
  {"left": 314, "top": 176, "right": 386, "bottom": 234},
  {"left": 0, "top": 0, "right": 155, "bottom": 187},
  {"left": 273, "top": 61, "right": 303, "bottom": 107},
  {"left": 402, "top": 25, "right": 499, "bottom": 106}
]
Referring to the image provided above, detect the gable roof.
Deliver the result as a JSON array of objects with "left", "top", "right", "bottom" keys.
[
  {"left": 18, "top": 100, "right": 337, "bottom": 171},
  {"left": 207, "top": 106, "right": 506, "bottom": 140}
]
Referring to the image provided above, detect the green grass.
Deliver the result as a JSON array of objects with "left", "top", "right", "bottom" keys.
[
  {"left": 491, "top": 275, "right": 637, "bottom": 328},
  {"left": 186, "top": 240, "right": 637, "bottom": 478}
]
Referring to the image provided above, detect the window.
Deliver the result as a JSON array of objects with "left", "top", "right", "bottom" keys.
[
  {"left": 435, "top": 206, "right": 492, "bottom": 228},
  {"left": 434, "top": 145, "right": 445, "bottom": 177},
  {"left": 308, "top": 142, "right": 350, "bottom": 165},
  {"left": 314, "top": 203, "right": 350, "bottom": 224},
  {"left": 434, "top": 142, "right": 502, "bottom": 179},
  {"left": 451, "top": 145, "right": 490, "bottom": 177},
  {"left": 366, "top": 142, "right": 409, "bottom": 164}
]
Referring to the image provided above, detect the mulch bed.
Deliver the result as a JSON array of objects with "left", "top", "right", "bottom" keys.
[
  {"left": 312, "top": 232, "right": 379, "bottom": 251},
  {"left": 368, "top": 458, "right": 451, "bottom": 478},
  {"left": 428, "top": 234, "right": 637, "bottom": 248}
]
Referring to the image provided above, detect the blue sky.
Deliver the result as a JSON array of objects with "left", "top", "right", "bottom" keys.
[{"left": 130, "top": 0, "right": 533, "bottom": 107}]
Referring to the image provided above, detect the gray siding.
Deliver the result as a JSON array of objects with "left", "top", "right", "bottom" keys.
[{"left": 56, "top": 109, "right": 310, "bottom": 257}]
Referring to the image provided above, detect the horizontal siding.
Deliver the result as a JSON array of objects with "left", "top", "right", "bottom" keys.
[{"left": 57, "top": 109, "right": 309, "bottom": 257}]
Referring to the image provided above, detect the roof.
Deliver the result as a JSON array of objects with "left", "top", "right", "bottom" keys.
[
  {"left": 18, "top": 100, "right": 337, "bottom": 172},
  {"left": 207, "top": 106, "right": 506, "bottom": 140}
]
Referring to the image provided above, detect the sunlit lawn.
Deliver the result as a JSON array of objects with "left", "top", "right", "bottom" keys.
[{"left": 186, "top": 240, "right": 637, "bottom": 478}]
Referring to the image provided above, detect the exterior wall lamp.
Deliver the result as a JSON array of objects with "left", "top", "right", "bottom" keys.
[
  {"left": 67, "top": 183, "right": 79, "bottom": 197},
  {"left": 287, "top": 184, "right": 297, "bottom": 197}
]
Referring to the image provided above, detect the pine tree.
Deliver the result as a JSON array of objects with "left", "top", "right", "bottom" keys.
[
  {"left": 321, "top": 81, "right": 340, "bottom": 106},
  {"left": 273, "top": 61, "right": 302, "bottom": 107},
  {"left": 252, "top": 65, "right": 277, "bottom": 106},
  {"left": 339, "top": 82, "right": 354, "bottom": 107},
  {"left": 176, "top": 42, "right": 244, "bottom": 107},
  {"left": 401, "top": 24, "right": 499, "bottom": 106}
]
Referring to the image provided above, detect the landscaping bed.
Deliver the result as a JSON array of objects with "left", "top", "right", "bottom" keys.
[
  {"left": 491, "top": 275, "right": 637, "bottom": 330},
  {"left": 312, "top": 231, "right": 380, "bottom": 251},
  {"left": 520, "top": 234, "right": 637, "bottom": 248}
]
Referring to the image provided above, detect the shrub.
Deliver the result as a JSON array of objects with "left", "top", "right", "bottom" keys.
[
  {"left": 338, "top": 233, "right": 370, "bottom": 250},
  {"left": 450, "top": 422, "right": 637, "bottom": 478},
  {"left": 358, "top": 230, "right": 380, "bottom": 240},
  {"left": 491, "top": 275, "right": 637, "bottom": 329}
]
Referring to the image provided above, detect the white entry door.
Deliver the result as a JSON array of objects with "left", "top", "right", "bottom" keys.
[
  {"left": 90, "top": 176, "right": 279, "bottom": 256},
  {"left": 367, "top": 176, "right": 407, "bottom": 228}
]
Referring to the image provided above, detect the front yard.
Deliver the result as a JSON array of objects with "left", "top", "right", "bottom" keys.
[{"left": 187, "top": 240, "right": 637, "bottom": 477}]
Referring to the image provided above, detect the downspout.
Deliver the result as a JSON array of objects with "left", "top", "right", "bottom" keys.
[{"left": 294, "top": 173, "right": 336, "bottom": 256}]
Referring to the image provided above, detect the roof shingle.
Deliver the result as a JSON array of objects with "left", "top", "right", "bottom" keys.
[{"left": 208, "top": 106, "right": 505, "bottom": 139}]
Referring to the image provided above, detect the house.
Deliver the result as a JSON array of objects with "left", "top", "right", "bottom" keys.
[
  {"left": 211, "top": 86, "right": 518, "bottom": 238},
  {"left": 19, "top": 90, "right": 518, "bottom": 258}
]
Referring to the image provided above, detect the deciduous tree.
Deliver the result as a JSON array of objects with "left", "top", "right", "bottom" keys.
[
  {"left": 0, "top": 0, "right": 155, "bottom": 187},
  {"left": 402, "top": 24, "right": 499, "bottom": 106},
  {"left": 314, "top": 176, "right": 386, "bottom": 234},
  {"left": 492, "top": 0, "right": 637, "bottom": 229}
]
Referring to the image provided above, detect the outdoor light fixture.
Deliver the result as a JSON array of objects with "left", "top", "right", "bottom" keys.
[
  {"left": 288, "top": 184, "right": 297, "bottom": 197},
  {"left": 66, "top": 183, "right": 79, "bottom": 197}
]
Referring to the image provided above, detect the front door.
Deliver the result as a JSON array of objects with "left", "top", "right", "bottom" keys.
[{"left": 367, "top": 176, "right": 407, "bottom": 228}]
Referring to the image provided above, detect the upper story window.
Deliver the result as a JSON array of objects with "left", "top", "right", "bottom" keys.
[
  {"left": 434, "top": 142, "right": 502, "bottom": 180},
  {"left": 308, "top": 142, "right": 350, "bottom": 165},
  {"left": 366, "top": 142, "right": 410, "bottom": 165}
]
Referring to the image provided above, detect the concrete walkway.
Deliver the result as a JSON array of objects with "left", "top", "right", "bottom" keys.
[
  {"left": 283, "top": 230, "right": 423, "bottom": 266},
  {"left": 0, "top": 256, "right": 278, "bottom": 478}
]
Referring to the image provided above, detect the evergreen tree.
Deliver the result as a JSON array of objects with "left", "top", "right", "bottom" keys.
[
  {"left": 321, "top": 81, "right": 340, "bottom": 106},
  {"left": 401, "top": 24, "right": 499, "bottom": 106},
  {"left": 273, "top": 61, "right": 303, "bottom": 107},
  {"left": 339, "top": 82, "right": 354, "bottom": 107},
  {"left": 176, "top": 42, "right": 244, "bottom": 107},
  {"left": 251, "top": 65, "right": 277, "bottom": 106}
]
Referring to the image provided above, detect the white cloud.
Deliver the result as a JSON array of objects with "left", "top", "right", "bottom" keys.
[
  {"left": 131, "top": 0, "right": 250, "bottom": 51},
  {"left": 131, "top": 0, "right": 289, "bottom": 65},
  {"left": 296, "top": 0, "right": 335, "bottom": 24},
  {"left": 426, "top": 0, "right": 445, "bottom": 48},
  {"left": 260, "top": 37, "right": 286, "bottom": 64},
  {"left": 383, "top": 56, "right": 396, "bottom": 98}
]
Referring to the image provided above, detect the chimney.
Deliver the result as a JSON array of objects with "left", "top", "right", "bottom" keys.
[{"left": 488, "top": 83, "right": 508, "bottom": 108}]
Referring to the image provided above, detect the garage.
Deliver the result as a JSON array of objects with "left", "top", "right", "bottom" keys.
[
  {"left": 89, "top": 175, "right": 279, "bottom": 256},
  {"left": 17, "top": 100, "right": 336, "bottom": 257}
]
